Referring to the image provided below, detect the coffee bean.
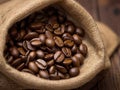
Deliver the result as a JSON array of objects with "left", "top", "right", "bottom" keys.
[
  {"left": 54, "top": 51, "right": 65, "bottom": 63},
  {"left": 39, "top": 70, "right": 49, "bottom": 79},
  {"left": 22, "top": 68, "right": 34, "bottom": 75},
  {"left": 11, "top": 58, "right": 22, "bottom": 67},
  {"left": 35, "top": 59, "right": 47, "bottom": 70},
  {"left": 62, "top": 33, "right": 73, "bottom": 41},
  {"left": 58, "top": 72, "right": 65, "bottom": 79},
  {"left": 45, "top": 24, "right": 53, "bottom": 32},
  {"left": 45, "top": 31, "right": 53, "bottom": 38},
  {"left": 28, "top": 62, "right": 39, "bottom": 73},
  {"left": 74, "top": 53, "right": 84, "bottom": 65},
  {"left": 20, "top": 29, "right": 26, "bottom": 39},
  {"left": 62, "top": 47, "right": 71, "bottom": 57},
  {"left": 76, "top": 28, "right": 85, "bottom": 37},
  {"left": 56, "top": 65, "right": 67, "bottom": 74},
  {"left": 71, "top": 45, "right": 78, "bottom": 54},
  {"left": 54, "top": 25, "right": 65, "bottom": 35},
  {"left": 44, "top": 54, "right": 54, "bottom": 61},
  {"left": 18, "top": 47, "right": 26, "bottom": 56},
  {"left": 63, "top": 58, "right": 72, "bottom": 65},
  {"left": 30, "top": 22, "right": 44, "bottom": 29},
  {"left": 31, "top": 39, "right": 42, "bottom": 47},
  {"left": 24, "top": 32, "right": 39, "bottom": 40},
  {"left": 7, "top": 56, "right": 13, "bottom": 64},
  {"left": 54, "top": 36, "right": 64, "bottom": 47},
  {"left": 79, "top": 43, "right": 87, "bottom": 56},
  {"left": 39, "top": 34, "right": 46, "bottom": 44},
  {"left": 17, "top": 42, "right": 23, "bottom": 47},
  {"left": 10, "top": 47, "right": 19, "bottom": 58},
  {"left": 66, "top": 25, "right": 75, "bottom": 34},
  {"left": 71, "top": 56, "right": 80, "bottom": 67},
  {"left": 46, "top": 38, "right": 55, "bottom": 48},
  {"left": 49, "top": 66, "right": 56, "bottom": 74},
  {"left": 23, "top": 41, "right": 28, "bottom": 51},
  {"left": 16, "top": 63, "right": 25, "bottom": 71},
  {"left": 69, "top": 67, "right": 79, "bottom": 77},
  {"left": 64, "top": 40, "right": 74, "bottom": 47},
  {"left": 47, "top": 59, "right": 54, "bottom": 67},
  {"left": 26, "top": 41, "right": 36, "bottom": 50},
  {"left": 36, "top": 50, "right": 45, "bottom": 58},
  {"left": 28, "top": 51, "right": 36, "bottom": 61},
  {"left": 50, "top": 74, "right": 60, "bottom": 80},
  {"left": 73, "top": 34, "right": 82, "bottom": 45}
]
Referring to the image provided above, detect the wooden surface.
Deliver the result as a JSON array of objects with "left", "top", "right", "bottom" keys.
[
  {"left": 77, "top": 0, "right": 120, "bottom": 90},
  {"left": 0, "top": 0, "right": 120, "bottom": 90}
]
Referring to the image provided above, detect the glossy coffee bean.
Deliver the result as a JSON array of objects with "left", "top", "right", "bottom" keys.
[
  {"left": 22, "top": 68, "right": 34, "bottom": 75},
  {"left": 35, "top": 59, "right": 47, "bottom": 70},
  {"left": 18, "top": 47, "right": 26, "bottom": 56},
  {"left": 71, "top": 45, "right": 78, "bottom": 54},
  {"left": 49, "top": 66, "right": 56, "bottom": 74},
  {"left": 62, "top": 47, "right": 71, "bottom": 57},
  {"left": 54, "top": 25, "right": 65, "bottom": 35},
  {"left": 62, "top": 33, "right": 73, "bottom": 41},
  {"left": 24, "top": 32, "right": 39, "bottom": 40},
  {"left": 50, "top": 74, "right": 60, "bottom": 80},
  {"left": 54, "top": 36, "right": 64, "bottom": 47},
  {"left": 66, "top": 25, "right": 75, "bottom": 34},
  {"left": 71, "top": 56, "right": 80, "bottom": 67},
  {"left": 44, "top": 54, "right": 54, "bottom": 61},
  {"left": 26, "top": 41, "right": 36, "bottom": 50},
  {"left": 58, "top": 72, "right": 65, "bottom": 79},
  {"left": 45, "top": 31, "right": 53, "bottom": 38},
  {"left": 76, "top": 28, "right": 85, "bottom": 37},
  {"left": 79, "top": 43, "right": 87, "bottom": 56},
  {"left": 64, "top": 40, "right": 74, "bottom": 47},
  {"left": 36, "top": 50, "right": 45, "bottom": 58},
  {"left": 30, "top": 22, "right": 44, "bottom": 29},
  {"left": 16, "top": 63, "right": 25, "bottom": 71},
  {"left": 56, "top": 65, "right": 67, "bottom": 74},
  {"left": 7, "top": 56, "right": 13, "bottom": 64},
  {"left": 39, "top": 34, "right": 46, "bottom": 44},
  {"left": 63, "top": 58, "right": 72, "bottom": 65},
  {"left": 28, "top": 51, "right": 36, "bottom": 61},
  {"left": 39, "top": 70, "right": 49, "bottom": 79},
  {"left": 73, "top": 34, "right": 82, "bottom": 45},
  {"left": 45, "top": 24, "right": 53, "bottom": 32},
  {"left": 47, "top": 59, "right": 54, "bottom": 67},
  {"left": 31, "top": 39, "right": 42, "bottom": 47},
  {"left": 69, "top": 67, "right": 79, "bottom": 77},
  {"left": 74, "top": 53, "right": 84, "bottom": 65},
  {"left": 46, "top": 38, "right": 55, "bottom": 48},
  {"left": 11, "top": 58, "right": 22, "bottom": 67},
  {"left": 28, "top": 62, "right": 39, "bottom": 73},
  {"left": 54, "top": 51, "right": 65, "bottom": 63},
  {"left": 10, "top": 47, "right": 19, "bottom": 58}
]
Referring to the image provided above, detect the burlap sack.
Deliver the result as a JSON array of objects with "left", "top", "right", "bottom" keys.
[{"left": 0, "top": 0, "right": 105, "bottom": 89}]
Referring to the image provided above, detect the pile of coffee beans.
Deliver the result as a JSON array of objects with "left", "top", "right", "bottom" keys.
[{"left": 4, "top": 7, "right": 87, "bottom": 80}]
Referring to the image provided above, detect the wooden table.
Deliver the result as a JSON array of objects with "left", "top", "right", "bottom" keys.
[{"left": 0, "top": 0, "right": 120, "bottom": 90}]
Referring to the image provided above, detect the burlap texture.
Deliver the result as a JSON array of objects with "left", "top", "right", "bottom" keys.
[{"left": 0, "top": 0, "right": 106, "bottom": 89}]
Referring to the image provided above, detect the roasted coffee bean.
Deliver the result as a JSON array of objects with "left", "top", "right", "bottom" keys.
[
  {"left": 71, "top": 45, "right": 78, "bottom": 54},
  {"left": 47, "top": 60, "right": 54, "bottom": 67},
  {"left": 73, "top": 34, "right": 82, "bottom": 45},
  {"left": 18, "top": 47, "right": 26, "bottom": 56},
  {"left": 20, "top": 29, "right": 26, "bottom": 39},
  {"left": 31, "top": 39, "right": 42, "bottom": 47},
  {"left": 69, "top": 67, "right": 79, "bottom": 77},
  {"left": 64, "top": 40, "right": 74, "bottom": 47},
  {"left": 76, "top": 28, "right": 85, "bottom": 37},
  {"left": 39, "top": 70, "right": 49, "bottom": 79},
  {"left": 62, "top": 33, "right": 73, "bottom": 41},
  {"left": 28, "top": 51, "right": 36, "bottom": 61},
  {"left": 10, "top": 47, "right": 19, "bottom": 58},
  {"left": 11, "top": 58, "right": 22, "bottom": 67},
  {"left": 49, "top": 66, "right": 56, "bottom": 74},
  {"left": 72, "top": 56, "right": 80, "bottom": 67},
  {"left": 16, "top": 63, "right": 25, "bottom": 71},
  {"left": 39, "top": 34, "right": 46, "bottom": 44},
  {"left": 28, "top": 62, "right": 39, "bottom": 73},
  {"left": 63, "top": 58, "right": 72, "bottom": 65},
  {"left": 7, "top": 56, "right": 13, "bottom": 64},
  {"left": 30, "top": 22, "right": 44, "bottom": 29},
  {"left": 54, "top": 25, "right": 65, "bottom": 35},
  {"left": 24, "top": 32, "right": 39, "bottom": 40},
  {"left": 26, "top": 41, "right": 36, "bottom": 50},
  {"left": 74, "top": 53, "right": 84, "bottom": 65},
  {"left": 22, "top": 68, "right": 34, "bottom": 75},
  {"left": 36, "top": 50, "right": 45, "bottom": 58},
  {"left": 35, "top": 59, "right": 47, "bottom": 69},
  {"left": 17, "top": 42, "right": 23, "bottom": 47},
  {"left": 54, "top": 51, "right": 65, "bottom": 63},
  {"left": 50, "top": 74, "right": 60, "bottom": 80},
  {"left": 45, "top": 24, "right": 53, "bottom": 32},
  {"left": 58, "top": 72, "right": 65, "bottom": 79},
  {"left": 45, "top": 31, "right": 53, "bottom": 38},
  {"left": 66, "top": 25, "right": 75, "bottom": 34},
  {"left": 62, "top": 47, "right": 71, "bottom": 57},
  {"left": 23, "top": 41, "right": 28, "bottom": 51},
  {"left": 54, "top": 36, "right": 64, "bottom": 47},
  {"left": 79, "top": 43, "right": 87, "bottom": 56},
  {"left": 45, "top": 38, "right": 55, "bottom": 48},
  {"left": 44, "top": 54, "right": 54, "bottom": 61},
  {"left": 56, "top": 65, "right": 67, "bottom": 74}
]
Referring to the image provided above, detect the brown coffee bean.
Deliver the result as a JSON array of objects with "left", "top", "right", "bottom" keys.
[
  {"left": 18, "top": 47, "right": 26, "bottom": 55},
  {"left": 63, "top": 58, "right": 72, "bottom": 65},
  {"left": 45, "top": 31, "right": 53, "bottom": 38},
  {"left": 35, "top": 59, "right": 47, "bottom": 70},
  {"left": 17, "top": 42, "right": 23, "bottom": 47},
  {"left": 20, "top": 29, "right": 26, "bottom": 39},
  {"left": 64, "top": 74, "right": 70, "bottom": 79},
  {"left": 56, "top": 65, "right": 67, "bottom": 74},
  {"left": 26, "top": 41, "right": 36, "bottom": 50},
  {"left": 45, "top": 24, "right": 53, "bottom": 32},
  {"left": 49, "top": 66, "right": 56, "bottom": 74},
  {"left": 73, "top": 34, "right": 82, "bottom": 45},
  {"left": 47, "top": 60, "right": 54, "bottom": 67},
  {"left": 76, "top": 28, "right": 85, "bottom": 37},
  {"left": 22, "top": 41, "right": 28, "bottom": 51},
  {"left": 54, "top": 36, "right": 64, "bottom": 47},
  {"left": 28, "top": 62, "right": 39, "bottom": 73},
  {"left": 11, "top": 58, "right": 22, "bottom": 67},
  {"left": 54, "top": 25, "right": 65, "bottom": 35},
  {"left": 54, "top": 51, "right": 65, "bottom": 63},
  {"left": 36, "top": 50, "right": 45, "bottom": 58},
  {"left": 44, "top": 54, "right": 54, "bottom": 61},
  {"left": 10, "top": 47, "right": 19, "bottom": 58},
  {"left": 16, "top": 63, "right": 25, "bottom": 71},
  {"left": 62, "top": 33, "right": 73, "bottom": 41},
  {"left": 45, "top": 38, "right": 55, "bottom": 48},
  {"left": 22, "top": 68, "right": 34, "bottom": 75},
  {"left": 7, "top": 56, "right": 13, "bottom": 64},
  {"left": 24, "top": 32, "right": 39, "bottom": 40},
  {"left": 39, "top": 70, "right": 49, "bottom": 79},
  {"left": 64, "top": 40, "right": 74, "bottom": 47},
  {"left": 58, "top": 72, "right": 65, "bottom": 79},
  {"left": 28, "top": 51, "right": 36, "bottom": 61},
  {"left": 39, "top": 34, "right": 46, "bottom": 44},
  {"left": 50, "top": 74, "right": 60, "bottom": 80},
  {"left": 71, "top": 56, "right": 80, "bottom": 67},
  {"left": 31, "top": 40, "right": 42, "bottom": 47},
  {"left": 30, "top": 22, "right": 44, "bottom": 29},
  {"left": 79, "top": 43, "right": 87, "bottom": 56},
  {"left": 69, "top": 67, "right": 80, "bottom": 77},
  {"left": 66, "top": 25, "right": 75, "bottom": 34},
  {"left": 74, "top": 53, "right": 84, "bottom": 65},
  {"left": 36, "top": 28, "right": 46, "bottom": 34},
  {"left": 62, "top": 47, "right": 71, "bottom": 57},
  {"left": 71, "top": 45, "right": 78, "bottom": 54}
]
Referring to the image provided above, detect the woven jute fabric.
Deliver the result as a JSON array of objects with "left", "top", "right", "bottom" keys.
[{"left": 0, "top": 0, "right": 116, "bottom": 89}]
